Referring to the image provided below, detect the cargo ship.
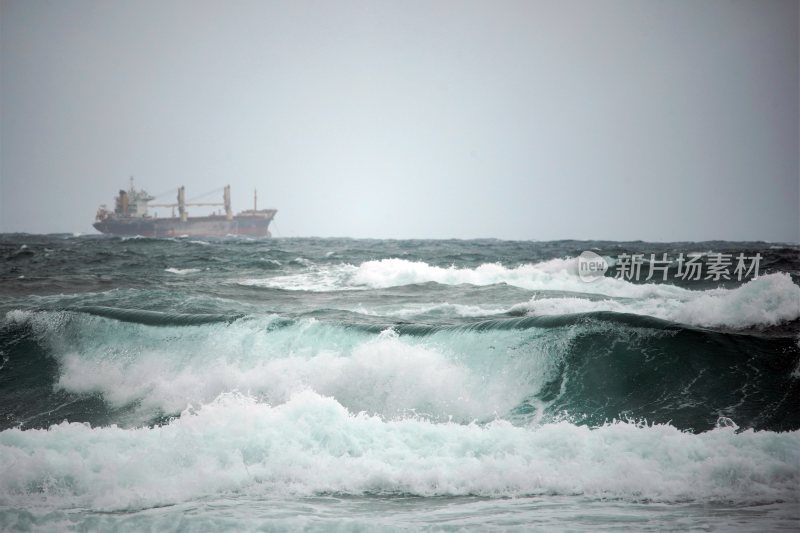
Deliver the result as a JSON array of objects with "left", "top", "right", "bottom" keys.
[{"left": 93, "top": 180, "right": 277, "bottom": 237}]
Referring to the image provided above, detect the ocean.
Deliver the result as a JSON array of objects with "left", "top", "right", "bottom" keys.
[{"left": 0, "top": 234, "right": 798, "bottom": 531}]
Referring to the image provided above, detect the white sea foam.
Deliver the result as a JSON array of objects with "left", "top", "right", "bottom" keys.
[
  {"left": 240, "top": 258, "right": 690, "bottom": 298},
  {"left": 240, "top": 264, "right": 359, "bottom": 291},
  {"left": 349, "top": 257, "right": 690, "bottom": 299},
  {"left": 4, "top": 309, "right": 33, "bottom": 324},
  {"left": 0, "top": 392, "right": 796, "bottom": 511},
  {"left": 350, "top": 302, "right": 508, "bottom": 319},
  {"left": 8, "top": 311, "right": 565, "bottom": 424},
  {"left": 51, "top": 325, "right": 547, "bottom": 424},
  {"left": 515, "top": 272, "right": 800, "bottom": 328},
  {"left": 239, "top": 258, "right": 799, "bottom": 328},
  {"left": 164, "top": 267, "right": 201, "bottom": 275},
  {"left": 292, "top": 257, "right": 315, "bottom": 267}
]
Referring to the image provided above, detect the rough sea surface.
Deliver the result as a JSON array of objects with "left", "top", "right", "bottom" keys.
[{"left": 1, "top": 235, "right": 798, "bottom": 531}]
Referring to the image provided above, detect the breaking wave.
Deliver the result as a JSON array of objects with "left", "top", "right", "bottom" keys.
[
  {"left": 0, "top": 391, "right": 797, "bottom": 512},
  {"left": 514, "top": 272, "right": 800, "bottom": 329},
  {"left": 240, "top": 258, "right": 799, "bottom": 329},
  {"left": 240, "top": 257, "right": 689, "bottom": 297},
  {"left": 3, "top": 307, "right": 798, "bottom": 432}
]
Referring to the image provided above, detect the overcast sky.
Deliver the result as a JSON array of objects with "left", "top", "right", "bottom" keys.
[{"left": 1, "top": 0, "right": 798, "bottom": 241}]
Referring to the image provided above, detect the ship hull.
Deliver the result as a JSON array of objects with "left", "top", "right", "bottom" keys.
[{"left": 93, "top": 213, "right": 276, "bottom": 237}]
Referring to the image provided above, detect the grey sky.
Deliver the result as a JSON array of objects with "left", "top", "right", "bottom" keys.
[{"left": 1, "top": 0, "right": 797, "bottom": 241}]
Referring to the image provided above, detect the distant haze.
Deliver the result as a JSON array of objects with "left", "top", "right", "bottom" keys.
[{"left": 1, "top": 0, "right": 798, "bottom": 241}]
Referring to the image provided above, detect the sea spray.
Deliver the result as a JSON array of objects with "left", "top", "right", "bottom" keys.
[{"left": 1, "top": 392, "right": 798, "bottom": 512}]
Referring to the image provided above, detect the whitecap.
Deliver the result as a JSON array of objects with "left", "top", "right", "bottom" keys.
[{"left": 165, "top": 268, "right": 201, "bottom": 275}]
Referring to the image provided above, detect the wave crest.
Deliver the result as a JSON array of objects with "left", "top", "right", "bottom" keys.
[
  {"left": 0, "top": 392, "right": 797, "bottom": 511},
  {"left": 515, "top": 272, "right": 800, "bottom": 328}
]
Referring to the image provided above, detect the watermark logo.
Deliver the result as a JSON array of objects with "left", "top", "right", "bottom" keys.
[
  {"left": 577, "top": 251, "right": 609, "bottom": 282},
  {"left": 577, "top": 251, "right": 761, "bottom": 282}
]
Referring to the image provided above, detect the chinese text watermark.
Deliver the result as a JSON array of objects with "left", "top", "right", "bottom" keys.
[{"left": 579, "top": 252, "right": 761, "bottom": 282}]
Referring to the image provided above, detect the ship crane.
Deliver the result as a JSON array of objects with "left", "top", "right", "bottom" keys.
[{"left": 149, "top": 185, "right": 233, "bottom": 221}]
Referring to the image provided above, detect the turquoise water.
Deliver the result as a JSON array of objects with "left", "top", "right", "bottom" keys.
[{"left": 1, "top": 235, "right": 798, "bottom": 531}]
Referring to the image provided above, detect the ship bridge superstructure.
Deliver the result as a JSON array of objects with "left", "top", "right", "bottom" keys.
[{"left": 114, "top": 178, "right": 155, "bottom": 218}]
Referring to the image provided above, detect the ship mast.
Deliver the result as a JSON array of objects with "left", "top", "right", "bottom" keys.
[
  {"left": 254, "top": 189, "right": 257, "bottom": 212},
  {"left": 178, "top": 186, "right": 187, "bottom": 221},
  {"left": 224, "top": 185, "right": 232, "bottom": 220}
]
